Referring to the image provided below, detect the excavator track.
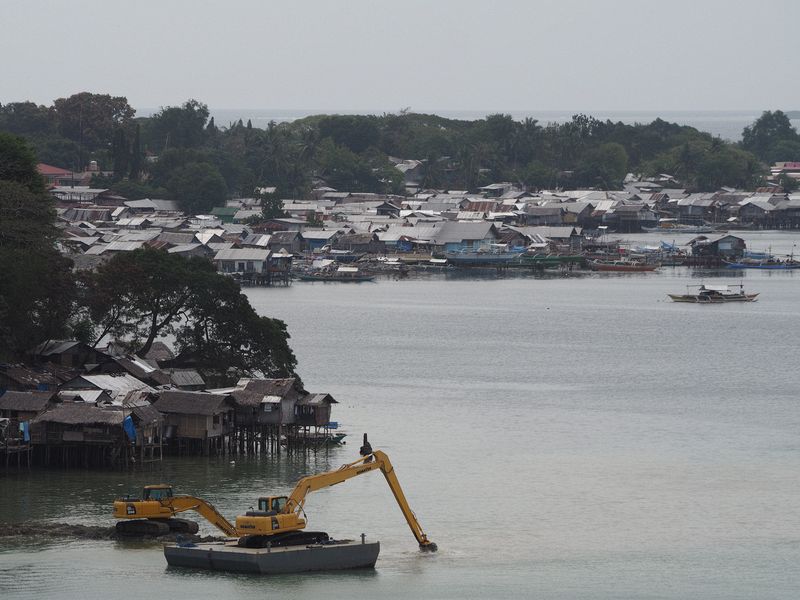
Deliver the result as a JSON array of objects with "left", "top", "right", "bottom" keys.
[
  {"left": 115, "top": 519, "right": 171, "bottom": 537},
  {"left": 115, "top": 518, "right": 199, "bottom": 537}
]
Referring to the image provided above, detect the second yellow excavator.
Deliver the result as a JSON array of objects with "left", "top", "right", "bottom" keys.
[
  {"left": 113, "top": 485, "right": 237, "bottom": 537},
  {"left": 113, "top": 435, "right": 436, "bottom": 551}
]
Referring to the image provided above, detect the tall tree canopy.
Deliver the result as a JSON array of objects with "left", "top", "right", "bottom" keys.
[
  {"left": 1, "top": 95, "right": 788, "bottom": 194},
  {"left": 81, "top": 248, "right": 298, "bottom": 386},
  {"left": 0, "top": 133, "right": 74, "bottom": 359},
  {"left": 741, "top": 110, "right": 800, "bottom": 164},
  {"left": 146, "top": 99, "right": 210, "bottom": 151},
  {"left": 52, "top": 92, "right": 135, "bottom": 152}
]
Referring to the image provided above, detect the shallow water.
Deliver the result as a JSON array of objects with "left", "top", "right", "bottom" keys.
[{"left": 1, "top": 232, "right": 799, "bottom": 599}]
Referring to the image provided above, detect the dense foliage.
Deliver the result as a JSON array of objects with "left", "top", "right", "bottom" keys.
[
  {"left": 0, "top": 134, "right": 300, "bottom": 383},
  {"left": 3, "top": 93, "right": 798, "bottom": 206},
  {"left": 0, "top": 132, "right": 74, "bottom": 359},
  {"left": 741, "top": 110, "right": 800, "bottom": 165},
  {"left": 79, "top": 248, "right": 298, "bottom": 385}
]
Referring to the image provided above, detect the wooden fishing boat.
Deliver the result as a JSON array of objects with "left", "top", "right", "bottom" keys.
[
  {"left": 589, "top": 259, "right": 659, "bottom": 272},
  {"left": 296, "top": 266, "right": 376, "bottom": 282},
  {"left": 444, "top": 249, "right": 522, "bottom": 266},
  {"left": 723, "top": 258, "right": 800, "bottom": 270},
  {"left": 668, "top": 284, "right": 758, "bottom": 303}
]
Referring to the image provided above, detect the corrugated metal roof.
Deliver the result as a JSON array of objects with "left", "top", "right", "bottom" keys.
[
  {"left": 153, "top": 390, "right": 231, "bottom": 415},
  {"left": 65, "top": 373, "right": 154, "bottom": 401},
  {"left": 213, "top": 248, "right": 270, "bottom": 261},
  {"left": 32, "top": 403, "right": 124, "bottom": 426},
  {"left": 431, "top": 221, "right": 496, "bottom": 245},
  {"left": 301, "top": 230, "right": 340, "bottom": 240},
  {"left": 169, "top": 369, "right": 205, "bottom": 387},
  {"left": 296, "top": 393, "right": 338, "bottom": 406},
  {"left": 34, "top": 340, "right": 82, "bottom": 356},
  {"left": 167, "top": 243, "right": 204, "bottom": 254},
  {"left": 0, "top": 391, "right": 54, "bottom": 412}
]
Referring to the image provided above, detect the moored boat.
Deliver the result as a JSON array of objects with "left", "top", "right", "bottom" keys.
[
  {"left": 589, "top": 259, "right": 659, "bottom": 272},
  {"left": 444, "top": 249, "right": 522, "bottom": 266},
  {"left": 642, "top": 219, "right": 714, "bottom": 234},
  {"left": 668, "top": 283, "right": 758, "bottom": 303},
  {"left": 723, "top": 258, "right": 800, "bottom": 270},
  {"left": 296, "top": 266, "right": 376, "bottom": 282}
]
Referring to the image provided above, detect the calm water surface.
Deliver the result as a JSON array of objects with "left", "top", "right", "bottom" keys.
[{"left": 1, "top": 232, "right": 799, "bottom": 599}]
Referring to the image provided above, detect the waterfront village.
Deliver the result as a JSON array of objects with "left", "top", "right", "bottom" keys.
[{"left": 2, "top": 159, "right": 800, "bottom": 469}]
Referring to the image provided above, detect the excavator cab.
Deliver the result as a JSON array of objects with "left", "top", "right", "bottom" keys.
[
  {"left": 257, "top": 496, "right": 288, "bottom": 513},
  {"left": 143, "top": 485, "right": 174, "bottom": 501}
]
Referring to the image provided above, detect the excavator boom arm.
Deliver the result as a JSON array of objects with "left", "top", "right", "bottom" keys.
[
  {"left": 171, "top": 496, "right": 238, "bottom": 537},
  {"left": 373, "top": 451, "right": 433, "bottom": 547},
  {"left": 284, "top": 450, "right": 435, "bottom": 549}
]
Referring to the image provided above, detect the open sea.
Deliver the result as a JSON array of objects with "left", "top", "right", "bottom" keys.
[
  {"left": 1, "top": 231, "right": 799, "bottom": 599},
  {"left": 138, "top": 108, "right": 800, "bottom": 142}
]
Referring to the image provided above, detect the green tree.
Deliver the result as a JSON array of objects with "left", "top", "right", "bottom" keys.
[
  {"left": 520, "top": 160, "right": 558, "bottom": 190},
  {"left": 776, "top": 173, "right": 799, "bottom": 192},
  {"left": 129, "top": 123, "right": 142, "bottom": 180},
  {"left": 174, "top": 269, "right": 298, "bottom": 386},
  {"left": 82, "top": 249, "right": 197, "bottom": 355},
  {"left": 166, "top": 161, "right": 228, "bottom": 213},
  {"left": 83, "top": 248, "right": 298, "bottom": 385},
  {"left": 0, "top": 102, "right": 56, "bottom": 137},
  {"left": 259, "top": 190, "right": 286, "bottom": 219},
  {"left": 318, "top": 115, "right": 380, "bottom": 153},
  {"left": 574, "top": 142, "right": 629, "bottom": 189},
  {"left": 52, "top": 92, "right": 135, "bottom": 153},
  {"left": 111, "top": 127, "right": 129, "bottom": 178},
  {"left": 0, "top": 131, "right": 46, "bottom": 193},
  {"left": 742, "top": 110, "right": 800, "bottom": 162},
  {"left": 315, "top": 139, "right": 379, "bottom": 191},
  {"left": 0, "top": 134, "right": 74, "bottom": 359},
  {"left": 147, "top": 99, "right": 209, "bottom": 151}
]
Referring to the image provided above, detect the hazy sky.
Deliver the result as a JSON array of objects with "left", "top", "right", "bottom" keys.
[{"left": 2, "top": 0, "right": 798, "bottom": 113}]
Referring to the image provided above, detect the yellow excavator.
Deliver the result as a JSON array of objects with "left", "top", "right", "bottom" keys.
[
  {"left": 113, "top": 485, "right": 238, "bottom": 537},
  {"left": 113, "top": 435, "right": 437, "bottom": 551}
]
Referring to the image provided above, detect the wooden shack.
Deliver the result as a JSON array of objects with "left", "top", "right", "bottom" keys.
[
  {"left": 152, "top": 390, "right": 234, "bottom": 455},
  {"left": 233, "top": 378, "right": 305, "bottom": 426},
  {"left": 121, "top": 390, "right": 164, "bottom": 463},
  {"left": 228, "top": 378, "right": 305, "bottom": 454},
  {"left": 30, "top": 403, "right": 128, "bottom": 467},
  {"left": 59, "top": 373, "right": 155, "bottom": 404},
  {"left": 294, "top": 393, "right": 337, "bottom": 427},
  {"left": 0, "top": 391, "right": 56, "bottom": 422},
  {"left": 30, "top": 340, "right": 110, "bottom": 369},
  {"left": 0, "top": 364, "right": 61, "bottom": 393}
]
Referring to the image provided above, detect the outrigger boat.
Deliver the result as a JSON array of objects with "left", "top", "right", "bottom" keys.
[
  {"left": 668, "top": 283, "right": 758, "bottom": 303},
  {"left": 589, "top": 259, "right": 659, "bottom": 272},
  {"left": 444, "top": 248, "right": 522, "bottom": 266},
  {"left": 723, "top": 258, "right": 800, "bottom": 270},
  {"left": 296, "top": 266, "right": 376, "bottom": 282}
]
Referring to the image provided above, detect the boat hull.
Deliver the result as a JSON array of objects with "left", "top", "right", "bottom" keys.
[
  {"left": 724, "top": 261, "right": 800, "bottom": 270},
  {"left": 590, "top": 261, "right": 658, "bottom": 272},
  {"left": 164, "top": 539, "right": 380, "bottom": 574},
  {"left": 667, "top": 293, "right": 759, "bottom": 303},
  {"left": 296, "top": 274, "right": 376, "bottom": 282},
  {"left": 444, "top": 252, "right": 521, "bottom": 266}
]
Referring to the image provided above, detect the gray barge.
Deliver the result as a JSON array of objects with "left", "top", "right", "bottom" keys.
[{"left": 164, "top": 537, "right": 380, "bottom": 574}]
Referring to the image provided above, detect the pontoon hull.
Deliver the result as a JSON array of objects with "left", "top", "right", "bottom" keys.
[{"left": 164, "top": 539, "right": 380, "bottom": 574}]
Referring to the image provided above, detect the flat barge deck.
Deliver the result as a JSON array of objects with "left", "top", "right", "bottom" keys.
[{"left": 164, "top": 538, "right": 380, "bottom": 574}]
